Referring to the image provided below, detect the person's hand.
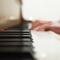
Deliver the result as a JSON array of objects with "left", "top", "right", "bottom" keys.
[
  {"left": 31, "top": 20, "right": 60, "bottom": 34},
  {"left": 31, "top": 20, "right": 52, "bottom": 31}
]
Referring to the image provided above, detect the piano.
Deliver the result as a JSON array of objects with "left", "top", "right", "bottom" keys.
[{"left": 0, "top": 0, "right": 35, "bottom": 60}]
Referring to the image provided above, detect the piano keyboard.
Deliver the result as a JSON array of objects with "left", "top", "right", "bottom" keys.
[{"left": 0, "top": 25, "right": 35, "bottom": 60}]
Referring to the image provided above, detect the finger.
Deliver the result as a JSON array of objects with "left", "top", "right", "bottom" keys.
[
  {"left": 31, "top": 21, "right": 41, "bottom": 29},
  {"left": 32, "top": 25, "right": 44, "bottom": 31},
  {"left": 36, "top": 28, "right": 45, "bottom": 31},
  {"left": 31, "top": 20, "right": 48, "bottom": 30},
  {"left": 31, "top": 20, "right": 53, "bottom": 31},
  {"left": 33, "top": 23, "right": 51, "bottom": 31},
  {"left": 40, "top": 24, "right": 51, "bottom": 31}
]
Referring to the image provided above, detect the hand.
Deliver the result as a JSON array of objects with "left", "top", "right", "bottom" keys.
[
  {"left": 31, "top": 20, "right": 52, "bottom": 31},
  {"left": 31, "top": 20, "right": 60, "bottom": 34}
]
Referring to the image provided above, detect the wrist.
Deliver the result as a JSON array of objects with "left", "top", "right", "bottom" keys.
[{"left": 50, "top": 26, "right": 60, "bottom": 34}]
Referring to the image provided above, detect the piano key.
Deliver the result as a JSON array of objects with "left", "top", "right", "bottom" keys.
[
  {"left": 6, "top": 30, "right": 30, "bottom": 32},
  {"left": 0, "top": 32, "right": 31, "bottom": 35},
  {"left": 0, "top": 34, "right": 31, "bottom": 37},
  {"left": 0, "top": 42, "right": 32, "bottom": 46},
  {"left": 0, "top": 36, "right": 31, "bottom": 39},
  {"left": 0, "top": 38, "right": 32, "bottom": 42},
  {"left": 0, "top": 46, "right": 33, "bottom": 53}
]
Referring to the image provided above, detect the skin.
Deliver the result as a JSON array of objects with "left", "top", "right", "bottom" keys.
[{"left": 31, "top": 20, "right": 60, "bottom": 34}]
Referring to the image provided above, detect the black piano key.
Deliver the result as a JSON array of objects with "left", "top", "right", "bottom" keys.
[
  {"left": 0, "top": 52, "right": 35, "bottom": 60},
  {"left": 0, "top": 42, "right": 32, "bottom": 46},
  {"left": 0, "top": 46, "right": 33, "bottom": 53},
  {"left": 0, "top": 38, "right": 33, "bottom": 42},
  {"left": 0, "top": 32, "right": 31, "bottom": 35},
  {"left": 6, "top": 30, "right": 30, "bottom": 32},
  {"left": 0, "top": 34, "right": 31, "bottom": 36},
  {"left": 0, "top": 36, "right": 31, "bottom": 39}
]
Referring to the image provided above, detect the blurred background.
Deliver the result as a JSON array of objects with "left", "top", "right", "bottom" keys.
[
  {"left": 0, "top": 0, "right": 20, "bottom": 19},
  {"left": 0, "top": 0, "right": 60, "bottom": 21}
]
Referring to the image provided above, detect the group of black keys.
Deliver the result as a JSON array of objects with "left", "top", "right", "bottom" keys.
[{"left": 0, "top": 22, "right": 35, "bottom": 60}]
